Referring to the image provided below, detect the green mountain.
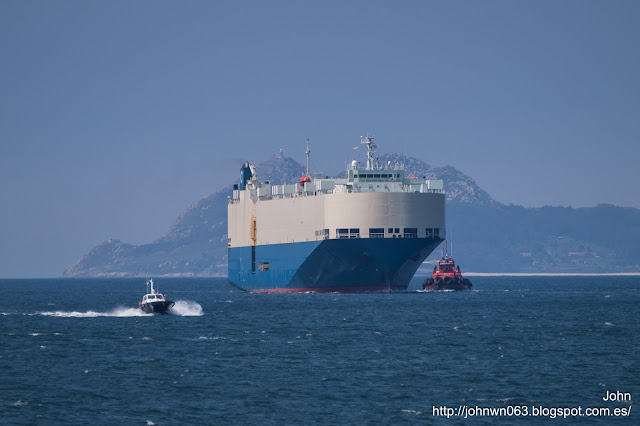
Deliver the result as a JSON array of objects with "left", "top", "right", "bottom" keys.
[
  {"left": 64, "top": 154, "right": 305, "bottom": 277},
  {"left": 63, "top": 154, "right": 640, "bottom": 277}
]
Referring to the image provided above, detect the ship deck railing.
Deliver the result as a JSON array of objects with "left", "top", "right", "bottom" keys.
[{"left": 228, "top": 186, "right": 444, "bottom": 204}]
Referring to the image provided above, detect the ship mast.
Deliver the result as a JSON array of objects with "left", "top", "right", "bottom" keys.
[
  {"left": 305, "top": 138, "right": 310, "bottom": 176},
  {"left": 361, "top": 136, "right": 375, "bottom": 170}
]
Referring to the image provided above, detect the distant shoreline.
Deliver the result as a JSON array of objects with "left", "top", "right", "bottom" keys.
[
  {"left": 2, "top": 273, "right": 639, "bottom": 279},
  {"left": 463, "top": 272, "right": 640, "bottom": 277}
]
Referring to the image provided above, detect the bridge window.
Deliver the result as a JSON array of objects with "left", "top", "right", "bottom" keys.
[
  {"left": 337, "top": 228, "right": 360, "bottom": 238},
  {"left": 426, "top": 228, "right": 440, "bottom": 238},
  {"left": 369, "top": 228, "right": 384, "bottom": 238},
  {"left": 315, "top": 229, "right": 330, "bottom": 240},
  {"left": 404, "top": 228, "right": 418, "bottom": 238}
]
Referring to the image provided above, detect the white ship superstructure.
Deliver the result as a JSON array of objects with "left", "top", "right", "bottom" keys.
[{"left": 227, "top": 137, "right": 445, "bottom": 292}]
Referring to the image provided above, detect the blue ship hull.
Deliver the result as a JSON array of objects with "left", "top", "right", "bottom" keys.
[{"left": 228, "top": 237, "right": 443, "bottom": 292}]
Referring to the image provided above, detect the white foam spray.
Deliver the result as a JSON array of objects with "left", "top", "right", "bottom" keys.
[
  {"left": 37, "top": 301, "right": 203, "bottom": 318},
  {"left": 169, "top": 300, "right": 203, "bottom": 316},
  {"left": 39, "top": 308, "right": 149, "bottom": 318}
]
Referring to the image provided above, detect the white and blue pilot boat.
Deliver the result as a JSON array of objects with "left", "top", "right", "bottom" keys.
[
  {"left": 227, "top": 137, "right": 446, "bottom": 293},
  {"left": 139, "top": 279, "right": 174, "bottom": 314}
]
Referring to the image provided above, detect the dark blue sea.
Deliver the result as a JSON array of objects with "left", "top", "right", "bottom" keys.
[{"left": 1, "top": 276, "right": 637, "bottom": 425}]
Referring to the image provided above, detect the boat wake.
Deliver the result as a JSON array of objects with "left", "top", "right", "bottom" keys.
[
  {"left": 416, "top": 288, "right": 456, "bottom": 293},
  {"left": 170, "top": 300, "right": 203, "bottom": 316},
  {"left": 39, "top": 308, "right": 150, "bottom": 318},
  {"left": 37, "top": 301, "right": 203, "bottom": 318}
]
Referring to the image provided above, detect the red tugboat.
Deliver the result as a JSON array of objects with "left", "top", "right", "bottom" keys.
[{"left": 422, "top": 243, "right": 472, "bottom": 291}]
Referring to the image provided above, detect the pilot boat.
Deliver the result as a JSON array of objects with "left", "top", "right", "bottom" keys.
[{"left": 138, "top": 279, "right": 175, "bottom": 314}]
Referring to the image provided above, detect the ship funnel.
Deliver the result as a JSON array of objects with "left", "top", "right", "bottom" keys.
[{"left": 239, "top": 161, "right": 252, "bottom": 190}]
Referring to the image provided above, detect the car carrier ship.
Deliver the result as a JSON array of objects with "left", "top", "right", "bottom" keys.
[{"left": 227, "top": 137, "right": 445, "bottom": 292}]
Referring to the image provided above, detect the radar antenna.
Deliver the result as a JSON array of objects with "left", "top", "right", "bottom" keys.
[
  {"left": 305, "top": 138, "right": 310, "bottom": 176},
  {"left": 361, "top": 136, "right": 376, "bottom": 170}
]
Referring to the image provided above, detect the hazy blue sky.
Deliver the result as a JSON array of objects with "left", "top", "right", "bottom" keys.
[{"left": 1, "top": 0, "right": 639, "bottom": 277}]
